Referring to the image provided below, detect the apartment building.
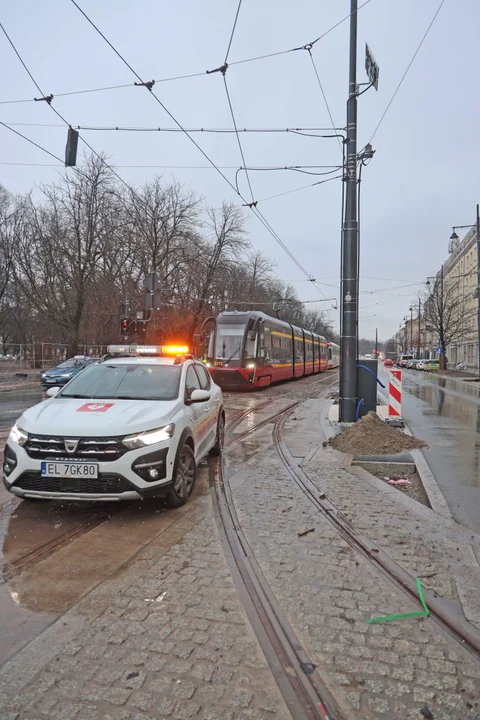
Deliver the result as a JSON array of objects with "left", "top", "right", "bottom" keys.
[{"left": 443, "top": 226, "right": 479, "bottom": 370}]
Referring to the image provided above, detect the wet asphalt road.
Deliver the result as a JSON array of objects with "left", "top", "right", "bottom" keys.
[
  {"left": 379, "top": 366, "right": 480, "bottom": 534},
  {"left": 0, "top": 375, "right": 331, "bottom": 665},
  {"left": 0, "top": 386, "right": 45, "bottom": 434}
]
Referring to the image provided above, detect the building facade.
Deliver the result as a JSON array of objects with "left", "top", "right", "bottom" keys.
[{"left": 443, "top": 227, "right": 479, "bottom": 370}]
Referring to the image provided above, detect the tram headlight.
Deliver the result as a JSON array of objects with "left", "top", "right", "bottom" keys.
[{"left": 247, "top": 363, "right": 255, "bottom": 369}]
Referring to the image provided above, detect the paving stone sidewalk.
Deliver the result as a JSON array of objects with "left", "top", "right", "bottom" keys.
[
  {"left": 229, "top": 397, "right": 480, "bottom": 719},
  {"left": 0, "top": 496, "right": 290, "bottom": 720}
]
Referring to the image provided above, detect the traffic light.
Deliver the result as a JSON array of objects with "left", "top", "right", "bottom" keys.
[{"left": 121, "top": 317, "right": 130, "bottom": 335}]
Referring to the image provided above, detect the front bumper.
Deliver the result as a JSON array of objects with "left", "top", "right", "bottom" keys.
[
  {"left": 3, "top": 439, "right": 177, "bottom": 501},
  {"left": 41, "top": 377, "right": 70, "bottom": 386}
]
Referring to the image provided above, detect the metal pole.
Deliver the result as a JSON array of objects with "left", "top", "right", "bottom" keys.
[
  {"left": 441, "top": 264, "right": 445, "bottom": 369},
  {"left": 375, "top": 327, "right": 378, "bottom": 358},
  {"left": 418, "top": 299, "right": 421, "bottom": 359},
  {"left": 410, "top": 307, "right": 413, "bottom": 353},
  {"left": 339, "top": 0, "right": 358, "bottom": 422},
  {"left": 476, "top": 204, "right": 480, "bottom": 378}
]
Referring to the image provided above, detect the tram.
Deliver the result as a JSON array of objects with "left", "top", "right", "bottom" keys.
[
  {"left": 327, "top": 342, "right": 340, "bottom": 369},
  {"left": 206, "top": 311, "right": 329, "bottom": 390}
]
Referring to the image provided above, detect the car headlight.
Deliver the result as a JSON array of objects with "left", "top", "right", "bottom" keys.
[
  {"left": 9, "top": 424, "right": 28, "bottom": 447},
  {"left": 61, "top": 373, "right": 73, "bottom": 378},
  {"left": 123, "top": 424, "right": 175, "bottom": 449}
]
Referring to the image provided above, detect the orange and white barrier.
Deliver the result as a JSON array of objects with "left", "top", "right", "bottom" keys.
[{"left": 388, "top": 369, "right": 402, "bottom": 417}]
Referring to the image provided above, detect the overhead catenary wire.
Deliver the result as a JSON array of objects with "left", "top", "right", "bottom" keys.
[
  {"left": 305, "top": 47, "right": 344, "bottom": 154},
  {"left": 0, "top": 0, "right": 374, "bottom": 105},
  {"left": 224, "top": 0, "right": 243, "bottom": 65},
  {"left": 368, "top": 0, "right": 445, "bottom": 143},
  {"left": 0, "top": 122, "right": 346, "bottom": 134},
  {"left": 69, "top": 0, "right": 337, "bottom": 310},
  {"left": 0, "top": 21, "right": 167, "bottom": 226},
  {"left": 0, "top": 161, "right": 344, "bottom": 171},
  {"left": 223, "top": 74, "right": 256, "bottom": 203},
  {"left": 249, "top": 173, "right": 343, "bottom": 205}
]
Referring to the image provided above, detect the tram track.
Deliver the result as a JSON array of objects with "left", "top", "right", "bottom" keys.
[
  {"left": 272, "top": 410, "right": 480, "bottom": 659},
  {"left": 212, "top": 374, "right": 342, "bottom": 720}
]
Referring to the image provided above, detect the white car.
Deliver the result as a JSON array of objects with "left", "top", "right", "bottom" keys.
[{"left": 3, "top": 345, "right": 224, "bottom": 506}]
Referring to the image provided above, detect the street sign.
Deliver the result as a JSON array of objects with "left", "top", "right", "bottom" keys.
[
  {"left": 143, "top": 273, "right": 161, "bottom": 292},
  {"left": 365, "top": 44, "right": 379, "bottom": 90}
]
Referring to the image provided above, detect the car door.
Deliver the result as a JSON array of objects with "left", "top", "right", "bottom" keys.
[
  {"left": 185, "top": 365, "right": 210, "bottom": 460},
  {"left": 194, "top": 363, "right": 219, "bottom": 451}
]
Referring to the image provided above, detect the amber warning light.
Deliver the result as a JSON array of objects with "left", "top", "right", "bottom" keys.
[{"left": 162, "top": 345, "right": 189, "bottom": 355}]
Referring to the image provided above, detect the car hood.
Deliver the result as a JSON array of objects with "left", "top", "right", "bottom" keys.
[
  {"left": 43, "top": 367, "right": 78, "bottom": 377},
  {"left": 18, "top": 397, "right": 182, "bottom": 436}
]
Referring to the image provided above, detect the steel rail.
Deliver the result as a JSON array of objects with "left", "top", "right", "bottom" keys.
[{"left": 273, "top": 411, "right": 480, "bottom": 659}]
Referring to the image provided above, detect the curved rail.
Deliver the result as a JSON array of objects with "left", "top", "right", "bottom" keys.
[{"left": 273, "top": 410, "right": 480, "bottom": 658}]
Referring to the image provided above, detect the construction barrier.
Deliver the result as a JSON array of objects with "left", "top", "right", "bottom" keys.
[{"left": 388, "top": 369, "right": 402, "bottom": 417}]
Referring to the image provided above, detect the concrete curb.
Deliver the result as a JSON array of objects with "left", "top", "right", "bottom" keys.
[{"left": 376, "top": 389, "right": 453, "bottom": 519}]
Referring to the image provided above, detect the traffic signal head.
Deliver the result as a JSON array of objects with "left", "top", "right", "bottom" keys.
[{"left": 121, "top": 317, "right": 129, "bottom": 334}]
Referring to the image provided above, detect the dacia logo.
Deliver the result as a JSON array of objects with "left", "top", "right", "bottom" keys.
[{"left": 64, "top": 438, "right": 80, "bottom": 454}]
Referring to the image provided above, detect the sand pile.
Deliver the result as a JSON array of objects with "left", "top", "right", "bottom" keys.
[{"left": 327, "top": 411, "right": 427, "bottom": 456}]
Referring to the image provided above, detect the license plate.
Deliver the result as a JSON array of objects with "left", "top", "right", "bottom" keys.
[
  {"left": 46, "top": 379, "right": 56, "bottom": 383},
  {"left": 41, "top": 462, "right": 98, "bottom": 479}
]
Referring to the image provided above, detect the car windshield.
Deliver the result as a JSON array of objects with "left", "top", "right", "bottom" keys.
[
  {"left": 215, "top": 325, "right": 245, "bottom": 361},
  {"left": 60, "top": 363, "right": 182, "bottom": 400},
  {"left": 57, "top": 358, "right": 83, "bottom": 369}
]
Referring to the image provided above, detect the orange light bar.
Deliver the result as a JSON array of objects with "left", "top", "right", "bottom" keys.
[{"left": 162, "top": 345, "right": 189, "bottom": 355}]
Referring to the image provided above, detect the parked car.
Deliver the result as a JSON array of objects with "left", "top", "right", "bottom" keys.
[
  {"left": 5, "top": 345, "right": 225, "bottom": 504},
  {"left": 40, "top": 356, "right": 99, "bottom": 387},
  {"left": 384, "top": 359, "right": 394, "bottom": 367},
  {"left": 424, "top": 360, "right": 440, "bottom": 372},
  {"left": 400, "top": 354, "right": 414, "bottom": 368},
  {"left": 417, "top": 361, "right": 426, "bottom": 371}
]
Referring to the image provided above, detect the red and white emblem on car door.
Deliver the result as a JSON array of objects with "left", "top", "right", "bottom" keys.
[{"left": 77, "top": 402, "right": 114, "bottom": 413}]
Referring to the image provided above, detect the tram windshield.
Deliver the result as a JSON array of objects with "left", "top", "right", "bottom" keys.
[{"left": 215, "top": 324, "right": 245, "bottom": 361}]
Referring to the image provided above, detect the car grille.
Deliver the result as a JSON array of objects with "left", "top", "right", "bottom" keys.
[
  {"left": 13, "top": 472, "right": 132, "bottom": 494},
  {"left": 24, "top": 434, "right": 127, "bottom": 462}
]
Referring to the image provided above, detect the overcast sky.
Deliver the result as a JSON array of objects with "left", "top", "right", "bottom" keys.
[{"left": 1, "top": 0, "right": 477, "bottom": 341}]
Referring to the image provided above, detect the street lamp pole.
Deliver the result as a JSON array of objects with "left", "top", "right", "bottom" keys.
[
  {"left": 339, "top": 0, "right": 358, "bottom": 422},
  {"left": 409, "top": 306, "right": 413, "bottom": 353},
  {"left": 418, "top": 298, "right": 421, "bottom": 359}
]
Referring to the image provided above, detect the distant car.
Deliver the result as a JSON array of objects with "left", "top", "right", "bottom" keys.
[
  {"left": 384, "top": 359, "right": 394, "bottom": 367},
  {"left": 417, "top": 361, "right": 426, "bottom": 371},
  {"left": 400, "top": 354, "right": 414, "bottom": 368},
  {"left": 40, "top": 356, "right": 99, "bottom": 387},
  {"left": 424, "top": 360, "right": 440, "bottom": 372}
]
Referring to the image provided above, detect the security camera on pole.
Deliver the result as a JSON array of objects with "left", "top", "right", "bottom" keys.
[{"left": 339, "top": 1, "right": 379, "bottom": 422}]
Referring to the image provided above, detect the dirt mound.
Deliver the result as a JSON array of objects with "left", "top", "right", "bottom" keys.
[{"left": 327, "top": 411, "right": 427, "bottom": 456}]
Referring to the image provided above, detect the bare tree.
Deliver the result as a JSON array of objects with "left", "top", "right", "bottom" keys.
[
  {"left": 421, "top": 270, "right": 476, "bottom": 369},
  {"left": 15, "top": 155, "right": 121, "bottom": 353},
  {"left": 187, "top": 202, "right": 249, "bottom": 336}
]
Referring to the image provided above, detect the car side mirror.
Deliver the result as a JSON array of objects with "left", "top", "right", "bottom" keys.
[
  {"left": 189, "top": 389, "right": 210, "bottom": 403},
  {"left": 46, "top": 387, "right": 61, "bottom": 397}
]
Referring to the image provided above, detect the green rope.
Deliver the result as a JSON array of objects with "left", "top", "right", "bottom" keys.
[{"left": 366, "top": 578, "right": 430, "bottom": 624}]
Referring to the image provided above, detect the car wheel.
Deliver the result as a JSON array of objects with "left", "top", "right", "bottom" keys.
[
  {"left": 210, "top": 413, "right": 225, "bottom": 456},
  {"left": 166, "top": 444, "right": 196, "bottom": 508}
]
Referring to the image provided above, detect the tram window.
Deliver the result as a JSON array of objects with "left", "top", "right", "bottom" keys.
[
  {"left": 295, "top": 339, "right": 303, "bottom": 363},
  {"left": 244, "top": 332, "right": 257, "bottom": 360},
  {"left": 259, "top": 333, "right": 265, "bottom": 358},
  {"left": 215, "top": 325, "right": 244, "bottom": 360},
  {"left": 306, "top": 340, "right": 313, "bottom": 361},
  {"left": 264, "top": 332, "right": 271, "bottom": 362}
]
